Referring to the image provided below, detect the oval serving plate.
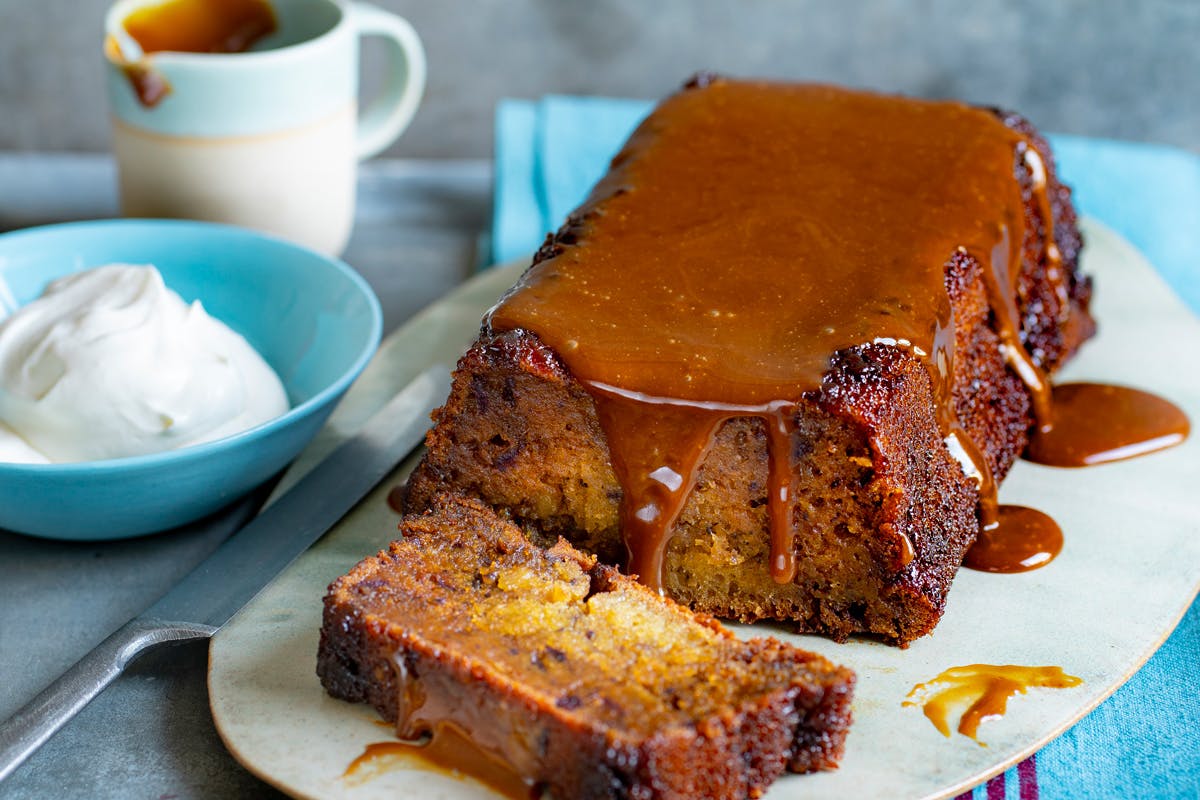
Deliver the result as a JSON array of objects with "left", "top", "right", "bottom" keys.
[{"left": 209, "top": 219, "right": 1200, "bottom": 800}]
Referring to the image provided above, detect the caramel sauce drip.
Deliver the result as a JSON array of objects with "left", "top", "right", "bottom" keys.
[
  {"left": 1025, "top": 383, "right": 1190, "bottom": 467},
  {"left": 109, "top": 0, "right": 277, "bottom": 107},
  {"left": 343, "top": 727, "right": 539, "bottom": 800},
  {"left": 591, "top": 390, "right": 726, "bottom": 584},
  {"left": 490, "top": 80, "right": 1039, "bottom": 590},
  {"left": 904, "top": 664, "right": 1082, "bottom": 743},
  {"left": 982, "top": 222, "right": 1054, "bottom": 433},
  {"left": 944, "top": 425, "right": 1000, "bottom": 531},
  {"left": 103, "top": 39, "right": 173, "bottom": 107}
]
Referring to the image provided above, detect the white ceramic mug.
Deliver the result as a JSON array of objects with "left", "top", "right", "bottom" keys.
[{"left": 104, "top": 0, "right": 426, "bottom": 255}]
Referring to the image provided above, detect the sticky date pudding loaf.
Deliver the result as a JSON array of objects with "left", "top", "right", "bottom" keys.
[
  {"left": 318, "top": 495, "right": 855, "bottom": 798},
  {"left": 407, "top": 77, "right": 1095, "bottom": 645}
]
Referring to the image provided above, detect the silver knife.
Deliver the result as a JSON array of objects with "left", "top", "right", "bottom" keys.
[{"left": 0, "top": 364, "right": 451, "bottom": 782}]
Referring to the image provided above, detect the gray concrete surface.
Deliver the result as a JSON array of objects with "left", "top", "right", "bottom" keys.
[{"left": 1, "top": 0, "right": 1197, "bottom": 159}]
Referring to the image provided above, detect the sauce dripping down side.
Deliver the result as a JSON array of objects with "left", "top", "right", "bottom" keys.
[
  {"left": 904, "top": 664, "right": 1083, "bottom": 743},
  {"left": 103, "top": 43, "right": 173, "bottom": 108},
  {"left": 591, "top": 387, "right": 805, "bottom": 584},
  {"left": 490, "top": 79, "right": 1051, "bottom": 590}
]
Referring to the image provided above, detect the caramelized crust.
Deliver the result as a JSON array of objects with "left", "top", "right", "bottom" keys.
[
  {"left": 407, "top": 103, "right": 1092, "bottom": 646},
  {"left": 318, "top": 495, "right": 855, "bottom": 799}
]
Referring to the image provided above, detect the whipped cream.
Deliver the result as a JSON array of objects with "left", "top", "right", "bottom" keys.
[{"left": 0, "top": 264, "right": 289, "bottom": 463}]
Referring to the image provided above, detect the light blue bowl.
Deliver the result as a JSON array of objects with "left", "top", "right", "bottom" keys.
[{"left": 0, "top": 220, "right": 381, "bottom": 540}]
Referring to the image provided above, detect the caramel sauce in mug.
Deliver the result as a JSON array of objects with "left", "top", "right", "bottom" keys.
[
  {"left": 123, "top": 0, "right": 277, "bottom": 54},
  {"left": 107, "top": 0, "right": 277, "bottom": 107}
]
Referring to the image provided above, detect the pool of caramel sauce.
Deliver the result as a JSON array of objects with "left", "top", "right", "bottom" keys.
[
  {"left": 964, "top": 384, "right": 1190, "bottom": 573},
  {"left": 1025, "top": 382, "right": 1190, "bottom": 468},
  {"left": 964, "top": 505, "right": 1063, "bottom": 573}
]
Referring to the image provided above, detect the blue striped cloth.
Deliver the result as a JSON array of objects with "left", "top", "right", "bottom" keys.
[{"left": 491, "top": 95, "right": 1200, "bottom": 799}]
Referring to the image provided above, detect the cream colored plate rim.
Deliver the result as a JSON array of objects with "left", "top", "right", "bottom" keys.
[{"left": 208, "top": 219, "right": 1200, "bottom": 800}]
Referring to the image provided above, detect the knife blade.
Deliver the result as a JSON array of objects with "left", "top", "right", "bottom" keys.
[{"left": 0, "top": 364, "right": 451, "bottom": 782}]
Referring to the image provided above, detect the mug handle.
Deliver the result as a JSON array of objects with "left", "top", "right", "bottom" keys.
[{"left": 350, "top": 2, "right": 427, "bottom": 160}]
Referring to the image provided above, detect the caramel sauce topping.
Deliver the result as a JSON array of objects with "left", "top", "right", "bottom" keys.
[
  {"left": 490, "top": 80, "right": 1039, "bottom": 590},
  {"left": 904, "top": 664, "right": 1082, "bottom": 743}
]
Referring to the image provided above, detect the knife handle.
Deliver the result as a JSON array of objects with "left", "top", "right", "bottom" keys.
[{"left": 0, "top": 617, "right": 215, "bottom": 783}]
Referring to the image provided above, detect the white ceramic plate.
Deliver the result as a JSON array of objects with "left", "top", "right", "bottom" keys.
[{"left": 209, "top": 220, "right": 1200, "bottom": 800}]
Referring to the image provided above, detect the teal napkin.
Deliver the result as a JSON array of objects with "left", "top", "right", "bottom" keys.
[
  {"left": 492, "top": 96, "right": 1200, "bottom": 799},
  {"left": 492, "top": 96, "right": 652, "bottom": 266}
]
